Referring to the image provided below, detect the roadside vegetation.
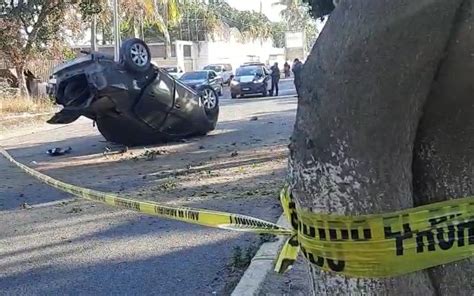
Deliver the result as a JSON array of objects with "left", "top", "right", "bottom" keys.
[{"left": 0, "top": 95, "right": 53, "bottom": 116}]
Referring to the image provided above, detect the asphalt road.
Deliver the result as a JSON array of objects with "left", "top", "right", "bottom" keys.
[{"left": 0, "top": 87, "right": 297, "bottom": 295}]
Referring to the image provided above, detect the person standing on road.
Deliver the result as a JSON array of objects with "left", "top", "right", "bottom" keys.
[
  {"left": 292, "top": 58, "right": 303, "bottom": 98},
  {"left": 284, "top": 62, "right": 291, "bottom": 78},
  {"left": 270, "top": 62, "right": 280, "bottom": 96}
]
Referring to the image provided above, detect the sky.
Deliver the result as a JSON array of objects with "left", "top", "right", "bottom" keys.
[{"left": 224, "top": 0, "right": 283, "bottom": 22}]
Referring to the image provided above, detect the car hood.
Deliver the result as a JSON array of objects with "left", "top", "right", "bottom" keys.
[
  {"left": 236, "top": 75, "right": 256, "bottom": 83},
  {"left": 181, "top": 79, "right": 206, "bottom": 85}
]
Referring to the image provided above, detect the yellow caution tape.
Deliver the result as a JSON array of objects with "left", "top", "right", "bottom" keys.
[
  {"left": 1, "top": 147, "right": 473, "bottom": 277},
  {"left": 278, "top": 187, "right": 474, "bottom": 277},
  {"left": 0, "top": 147, "right": 292, "bottom": 236}
]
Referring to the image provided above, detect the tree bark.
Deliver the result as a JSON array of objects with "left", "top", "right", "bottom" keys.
[
  {"left": 289, "top": 0, "right": 464, "bottom": 294},
  {"left": 413, "top": 1, "right": 474, "bottom": 295},
  {"left": 15, "top": 64, "right": 29, "bottom": 98}
]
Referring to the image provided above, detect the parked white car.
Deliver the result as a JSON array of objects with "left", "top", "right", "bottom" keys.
[
  {"left": 203, "top": 64, "right": 233, "bottom": 84},
  {"left": 160, "top": 66, "right": 184, "bottom": 79}
]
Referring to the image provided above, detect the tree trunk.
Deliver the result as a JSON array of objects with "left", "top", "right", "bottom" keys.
[
  {"left": 289, "top": 0, "right": 465, "bottom": 294},
  {"left": 164, "top": 28, "right": 172, "bottom": 59},
  {"left": 15, "top": 64, "right": 29, "bottom": 98},
  {"left": 413, "top": 1, "right": 474, "bottom": 295},
  {"left": 91, "top": 14, "right": 98, "bottom": 51},
  {"left": 132, "top": 18, "right": 141, "bottom": 38}
]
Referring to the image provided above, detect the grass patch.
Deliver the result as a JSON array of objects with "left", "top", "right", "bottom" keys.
[{"left": 0, "top": 94, "right": 54, "bottom": 116}]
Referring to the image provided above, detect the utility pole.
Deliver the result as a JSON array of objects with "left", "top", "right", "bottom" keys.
[
  {"left": 112, "top": 0, "right": 121, "bottom": 62},
  {"left": 90, "top": 14, "right": 98, "bottom": 52},
  {"left": 259, "top": 0, "right": 263, "bottom": 47}
]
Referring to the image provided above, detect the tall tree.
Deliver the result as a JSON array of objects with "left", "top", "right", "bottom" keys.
[
  {"left": 275, "top": 0, "right": 308, "bottom": 29},
  {"left": 290, "top": 0, "right": 472, "bottom": 295},
  {"left": 274, "top": 0, "right": 318, "bottom": 50},
  {"left": 0, "top": 1, "right": 77, "bottom": 97}
]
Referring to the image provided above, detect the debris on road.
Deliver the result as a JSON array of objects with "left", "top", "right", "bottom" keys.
[
  {"left": 131, "top": 148, "right": 168, "bottom": 161},
  {"left": 67, "top": 207, "right": 83, "bottom": 214},
  {"left": 250, "top": 116, "right": 259, "bottom": 121},
  {"left": 143, "top": 148, "right": 167, "bottom": 161},
  {"left": 104, "top": 145, "right": 129, "bottom": 155},
  {"left": 46, "top": 147, "right": 72, "bottom": 156},
  {"left": 231, "top": 151, "right": 239, "bottom": 157},
  {"left": 19, "top": 202, "right": 32, "bottom": 210}
]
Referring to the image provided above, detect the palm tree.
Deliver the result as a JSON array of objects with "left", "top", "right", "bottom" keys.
[
  {"left": 84, "top": 0, "right": 180, "bottom": 57},
  {"left": 120, "top": 0, "right": 180, "bottom": 58},
  {"left": 273, "top": 0, "right": 309, "bottom": 30}
]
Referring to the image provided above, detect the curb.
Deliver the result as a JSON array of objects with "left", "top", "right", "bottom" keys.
[
  {"left": 267, "top": 94, "right": 296, "bottom": 99},
  {"left": 231, "top": 214, "right": 289, "bottom": 296},
  {"left": 0, "top": 111, "right": 55, "bottom": 121}
]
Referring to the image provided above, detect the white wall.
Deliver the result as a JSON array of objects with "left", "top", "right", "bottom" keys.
[{"left": 195, "top": 37, "right": 282, "bottom": 71}]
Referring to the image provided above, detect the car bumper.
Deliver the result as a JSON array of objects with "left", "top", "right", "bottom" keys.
[{"left": 230, "top": 83, "right": 265, "bottom": 95}]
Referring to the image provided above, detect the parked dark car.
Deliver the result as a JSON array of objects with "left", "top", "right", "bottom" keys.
[
  {"left": 230, "top": 64, "right": 270, "bottom": 98},
  {"left": 179, "top": 70, "right": 223, "bottom": 97},
  {"left": 47, "top": 38, "right": 219, "bottom": 146}
]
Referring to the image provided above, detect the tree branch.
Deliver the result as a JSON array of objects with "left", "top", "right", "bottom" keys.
[{"left": 23, "top": 1, "right": 63, "bottom": 56}]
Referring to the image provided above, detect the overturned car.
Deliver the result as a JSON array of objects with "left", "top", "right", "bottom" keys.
[{"left": 48, "top": 39, "right": 219, "bottom": 146}]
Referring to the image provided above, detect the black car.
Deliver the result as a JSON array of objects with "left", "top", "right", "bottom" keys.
[
  {"left": 47, "top": 38, "right": 219, "bottom": 146},
  {"left": 230, "top": 65, "right": 270, "bottom": 98},
  {"left": 179, "top": 70, "right": 223, "bottom": 97}
]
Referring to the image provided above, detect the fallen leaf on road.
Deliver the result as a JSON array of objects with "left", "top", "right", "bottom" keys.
[{"left": 231, "top": 151, "right": 239, "bottom": 157}]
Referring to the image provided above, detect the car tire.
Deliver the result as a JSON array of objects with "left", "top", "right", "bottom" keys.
[
  {"left": 120, "top": 38, "right": 151, "bottom": 73},
  {"left": 231, "top": 93, "right": 237, "bottom": 99},
  {"left": 200, "top": 86, "right": 219, "bottom": 114},
  {"left": 197, "top": 86, "right": 219, "bottom": 133}
]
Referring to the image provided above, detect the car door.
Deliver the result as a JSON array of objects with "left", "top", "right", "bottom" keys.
[
  {"left": 208, "top": 71, "right": 221, "bottom": 92},
  {"left": 221, "top": 64, "right": 231, "bottom": 82},
  {"left": 262, "top": 67, "right": 271, "bottom": 90}
]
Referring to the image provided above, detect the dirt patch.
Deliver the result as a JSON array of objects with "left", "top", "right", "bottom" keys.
[
  {"left": 0, "top": 114, "right": 55, "bottom": 134},
  {"left": 0, "top": 95, "right": 56, "bottom": 136}
]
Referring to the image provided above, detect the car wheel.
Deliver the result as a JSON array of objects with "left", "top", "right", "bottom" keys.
[
  {"left": 120, "top": 38, "right": 151, "bottom": 73},
  {"left": 201, "top": 87, "right": 218, "bottom": 113},
  {"left": 198, "top": 86, "right": 219, "bottom": 133},
  {"left": 231, "top": 93, "right": 237, "bottom": 99}
]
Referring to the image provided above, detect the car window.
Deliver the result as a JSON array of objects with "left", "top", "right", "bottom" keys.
[
  {"left": 163, "top": 67, "right": 178, "bottom": 73},
  {"left": 204, "top": 65, "right": 222, "bottom": 72},
  {"left": 236, "top": 66, "right": 263, "bottom": 77},
  {"left": 180, "top": 71, "right": 207, "bottom": 80}
]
